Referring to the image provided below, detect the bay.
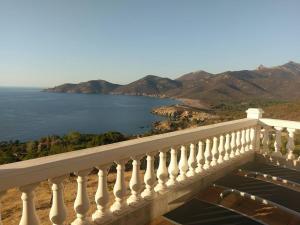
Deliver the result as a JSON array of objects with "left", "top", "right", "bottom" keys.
[{"left": 0, "top": 87, "right": 178, "bottom": 141}]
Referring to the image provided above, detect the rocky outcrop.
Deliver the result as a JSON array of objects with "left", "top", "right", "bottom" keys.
[{"left": 152, "top": 105, "right": 218, "bottom": 122}]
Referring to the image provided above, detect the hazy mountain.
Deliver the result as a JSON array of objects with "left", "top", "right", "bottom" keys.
[{"left": 45, "top": 61, "right": 300, "bottom": 105}]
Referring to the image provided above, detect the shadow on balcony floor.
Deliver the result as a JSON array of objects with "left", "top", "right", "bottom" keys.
[
  {"left": 156, "top": 162, "right": 300, "bottom": 225},
  {"left": 162, "top": 198, "right": 262, "bottom": 225}
]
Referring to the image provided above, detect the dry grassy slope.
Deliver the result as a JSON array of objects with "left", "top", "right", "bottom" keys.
[{"left": 264, "top": 102, "right": 300, "bottom": 121}]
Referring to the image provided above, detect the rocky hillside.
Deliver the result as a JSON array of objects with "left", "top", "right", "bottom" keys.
[{"left": 45, "top": 61, "right": 300, "bottom": 106}]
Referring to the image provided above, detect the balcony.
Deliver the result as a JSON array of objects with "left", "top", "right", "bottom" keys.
[{"left": 0, "top": 108, "right": 300, "bottom": 225}]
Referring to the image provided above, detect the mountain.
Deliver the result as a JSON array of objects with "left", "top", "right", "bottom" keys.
[
  {"left": 176, "top": 70, "right": 212, "bottom": 81},
  {"left": 111, "top": 75, "right": 182, "bottom": 97},
  {"left": 45, "top": 80, "right": 121, "bottom": 94},
  {"left": 44, "top": 61, "right": 300, "bottom": 106}
]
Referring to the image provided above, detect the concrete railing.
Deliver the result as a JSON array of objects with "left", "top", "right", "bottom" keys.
[
  {"left": 258, "top": 116, "right": 300, "bottom": 163},
  {"left": 0, "top": 108, "right": 281, "bottom": 225}
]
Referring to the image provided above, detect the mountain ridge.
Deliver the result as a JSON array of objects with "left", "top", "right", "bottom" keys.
[{"left": 44, "top": 61, "right": 300, "bottom": 106}]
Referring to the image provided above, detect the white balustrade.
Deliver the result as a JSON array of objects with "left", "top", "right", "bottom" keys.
[
  {"left": 19, "top": 183, "right": 40, "bottom": 225},
  {"left": 187, "top": 143, "right": 197, "bottom": 177},
  {"left": 127, "top": 156, "right": 143, "bottom": 206},
  {"left": 92, "top": 165, "right": 111, "bottom": 223},
  {"left": 167, "top": 147, "right": 179, "bottom": 186},
  {"left": 177, "top": 145, "right": 189, "bottom": 182},
  {"left": 224, "top": 134, "right": 230, "bottom": 161},
  {"left": 286, "top": 128, "right": 296, "bottom": 160},
  {"left": 272, "top": 127, "right": 283, "bottom": 157},
  {"left": 111, "top": 160, "right": 128, "bottom": 214},
  {"left": 196, "top": 141, "right": 204, "bottom": 173},
  {"left": 49, "top": 176, "right": 67, "bottom": 225},
  {"left": 155, "top": 150, "right": 169, "bottom": 193},
  {"left": 217, "top": 135, "right": 225, "bottom": 164},
  {"left": 141, "top": 153, "right": 156, "bottom": 199},
  {"left": 72, "top": 169, "right": 91, "bottom": 225},
  {"left": 258, "top": 118, "right": 300, "bottom": 162},
  {"left": 203, "top": 139, "right": 211, "bottom": 170}
]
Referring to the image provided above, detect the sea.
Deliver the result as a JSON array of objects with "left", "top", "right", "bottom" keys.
[{"left": 0, "top": 87, "right": 178, "bottom": 142}]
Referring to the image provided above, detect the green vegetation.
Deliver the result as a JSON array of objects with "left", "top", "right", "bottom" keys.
[{"left": 0, "top": 131, "right": 126, "bottom": 165}]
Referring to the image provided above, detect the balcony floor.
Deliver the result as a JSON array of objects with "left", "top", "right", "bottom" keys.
[{"left": 154, "top": 161, "right": 300, "bottom": 225}]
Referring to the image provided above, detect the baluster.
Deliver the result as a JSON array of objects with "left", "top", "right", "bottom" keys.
[
  {"left": 196, "top": 141, "right": 204, "bottom": 173},
  {"left": 155, "top": 150, "right": 168, "bottom": 193},
  {"left": 127, "top": 156, "right": 142, "bottom": 206},
  {"left": 177, "top": 145, "right": 189, "bottom": 182},
  {"left": 262, "top": 127, "right": 270, "bottom": 155},
  {"left": 187, "top": 143, "right": 197, "bottom": 177},
  {"left": 255, "top": 126, "right": 262, "bottom": 151},
  {"left": 240, "top": 129, "right": 246, "bottom": 154},
  {"left": 230, "top": 132, "right": 236, "bottom": 158},
  {"left": 286, "top": 128, "right": 296, "bottom": 160},
  {"left": 249, "top": 127, "right": 255, "bottom": 151},
  {"left": 272, "top": 127, "right": 283, "bottom": 157},
  {"left": 235, "top": 131, "right": 241, "bottom": 156},
  {"left": 245, "top": 128, "right": 250, "bottom": 152},
  {"left": 49, "top": 176, "right": 67, "bottom": 225},
  {"left": 72, "top": 169, "right": 91, "bottom": 225},
  {"left": 167, "top": 147, "right": 179, "bottom": 187},
  {"left": 224, "top": 134, "right": 230, "bottom": 161},
  {"left": 19, "top": 183, "right": 40, "bottom": 225},
  {"left": 92, "top": 165, "right": 111, "bottom": 223},
  {"left": 210, "top": 137, "right": 218, "bottom": 166},
  {"left": 111, "top": 159, "right": 128, "bottom": 214},
  {"left": 217, "top": 135, "right": 225, "bottom": 164},
  {"left": 203, "top": 139, "right": 211, "bottom": 170},
  {"left": 141, "top": 153, "right": 156, "bottom": 200}
]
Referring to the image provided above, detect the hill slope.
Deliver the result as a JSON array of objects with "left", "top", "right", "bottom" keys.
[{"left": 45, "top": 80, "right": 121, "bottom": 94}]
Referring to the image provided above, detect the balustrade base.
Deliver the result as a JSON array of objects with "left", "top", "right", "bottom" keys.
[
  {"left": 92, "top": 211, "right": 112, "bottom": 225},
  {"left": 110, "top": 202, "right": 129, "bottom": 216}
]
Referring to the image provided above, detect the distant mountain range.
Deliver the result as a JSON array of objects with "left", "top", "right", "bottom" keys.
[{"left": 44, "top": 61, "right": 300, "bottom": 106}]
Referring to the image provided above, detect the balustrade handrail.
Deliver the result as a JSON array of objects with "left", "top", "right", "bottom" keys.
[
  {"left": 0, "top": 118, "right": 257, "bottom": 191},
  {"left": 259, "top": 118, "right": 300, "bottom": 130}
]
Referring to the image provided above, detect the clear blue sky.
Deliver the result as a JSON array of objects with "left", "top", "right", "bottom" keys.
[{"left": 0, "top": 0, "right": 299, "bottom": 87}]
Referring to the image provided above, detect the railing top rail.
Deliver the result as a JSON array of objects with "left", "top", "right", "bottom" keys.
[
  {"left": 0, "top": 118, "right": 257, "bottom": 191},
  {"left": 259, "top": 118, "right": 300, "bottom": 130}
]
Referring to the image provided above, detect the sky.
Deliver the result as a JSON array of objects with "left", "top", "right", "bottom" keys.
[{"left": 0, "top": 0, "right": 299, "bottom": 87}]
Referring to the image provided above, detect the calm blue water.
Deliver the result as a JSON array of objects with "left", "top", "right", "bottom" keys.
[{"left": 0, "top": 87, "right": 178, "bottom": 141}]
